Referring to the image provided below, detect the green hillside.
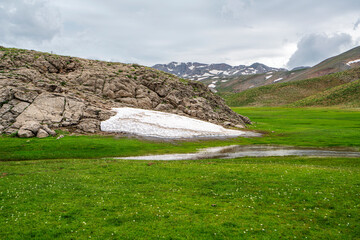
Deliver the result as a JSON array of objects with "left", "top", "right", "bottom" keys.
[
  {"left": 221, "top": 67, "right": 360, "bottom": 107},
  {"left": 292, "top": 79, "right": 360, "bottom": 107}
]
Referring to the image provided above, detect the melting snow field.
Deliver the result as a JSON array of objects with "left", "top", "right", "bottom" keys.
[{"left": 101, "top": 107, "right": 259, "bottom": 139}]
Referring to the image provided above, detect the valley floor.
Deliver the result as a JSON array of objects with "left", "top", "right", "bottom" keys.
[{"left": 1, "top": 107, "right": 360, "bottom": 239}]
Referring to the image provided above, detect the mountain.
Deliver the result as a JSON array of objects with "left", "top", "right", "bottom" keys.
[
  {"left": 0, "top": 47, "right": 250, "bottom": 137},
  {"left": 152, "top": 62, "right": 285, "bottom": 81},
  {"left": 204, "top": 46, "right": 360, "bottom": 93},
  {"left": 220, "top": 67, "right": 360, "bottom": 107}
]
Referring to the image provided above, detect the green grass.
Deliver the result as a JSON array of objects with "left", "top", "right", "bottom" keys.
[
  {"left": 1, "top": 157, "right": 359, "bottom": 239},
  {"left": 232, "top": 107, "right": 360, "bottom": 149},
  {"left": 1, "top": 107, "right": 360, "bottom": 161}
]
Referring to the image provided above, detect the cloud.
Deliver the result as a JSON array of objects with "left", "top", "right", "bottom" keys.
[
  {"left": 0, "top": 0, "right": 62, "bottom": 46},
  {"left": 221, "top": 0, "right": 253, "bottom": 19},
  {"left": 286, "top": 33, "right": 355, "bottom": 69},
  {"left": 1, "top": 0, "right": 360, "bottom": 67},
  {"left": 354, "top": 18, "right": 360, "bottom": 30}
]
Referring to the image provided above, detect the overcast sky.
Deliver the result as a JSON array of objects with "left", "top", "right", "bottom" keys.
[{"left": 1, "top": 0, "right": 360, "bottom": 69}]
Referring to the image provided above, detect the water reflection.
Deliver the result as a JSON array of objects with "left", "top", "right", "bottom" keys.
[{"left": 116, "top": 145, "right": 360, "bottom": 161}]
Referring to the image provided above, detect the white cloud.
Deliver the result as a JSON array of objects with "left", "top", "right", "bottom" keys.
[
  {"left": 0, "top": 0, "right": 62, "bottom": 46},
  {"left": 0, "top": 0, "right": 360, "bottom": 68},
  {"left": 287, "top": 33, "right": 355, "bottom": 69}
]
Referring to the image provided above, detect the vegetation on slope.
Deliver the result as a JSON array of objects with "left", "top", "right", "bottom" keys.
[
  {"left": 221, "top": 68, "right": 360, "bottom": 107},
  {"left": 292, "top": 79, "right": 360, "bottom": 107}
]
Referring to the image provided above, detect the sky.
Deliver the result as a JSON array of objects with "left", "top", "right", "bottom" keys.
[{"left": 0, "top": 0, "right": 360, "bottom": 69}]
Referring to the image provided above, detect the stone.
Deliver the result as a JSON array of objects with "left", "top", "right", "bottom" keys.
[
  {"left": 56, "top": 135, "right": 64, "bottom": 140},
  {"left": 0, "top": 104, "right": 11, "bottom": 116},
  {"left": 36, "top": 129, "right": 49, "bottom": 138},
  {"left": 15, "top": 93, "right": 65, "bottom": 125},
  {"left": 77, "top": 119, "right": 99, "bottom": 133},
  {"left": 21, "top": 121, "right": 41, "bottom": 134},
  {"left": 11, "top": 102, "right": 30, "bottom": 116},
  {"left": 42, "top": 125, "right": 57, "bottom": 136},
  {"left": 155, "top": 103, "right": 174, "bottom": 111},
  {"left": 14, "top": 90, "right": 38, "bottom": 103},
  {"left": 2, "top": 112, "right": 15, "bottom": 122},
  {"left": 63, "top": 97, "right": 85, "bottom": 125},
  {"left": 18, "top": 129, "right": 34, "bottom": 138},
  {"left": 5, "top": 128, "right": 18, "bottom": 135}
]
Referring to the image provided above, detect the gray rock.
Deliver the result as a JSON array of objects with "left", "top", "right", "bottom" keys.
[
  {"left": 2, "top": 112, "right": 15, "bottom": 122},
  {"left": 14, "top": 90, "right": 38, "bottom": 103},
  {"left": 5, "top": 128, "right": 17, "bottom": 135},
  {"left": 18, "top": 129, "right": 34, "bottom": 138},
  {"left": 77, "top": 119, "right": 99, "bottom": 133},
  {"left": 0, "top": 104, "right": 11, "bottom": 116},
  {"left": 21, "top": 121, "right": 41, "bottom": 133},
  {"left": 15, "top": 93, "right": 65, "bottom": 125},
  {"left": 36, "top": 129, "right": 49, "bottom": 138},
  {"left": 42, "top": 125, "right": 57, "bottom": 136},
  {"left": 11, "top": 102, "right": 30, "bottom": 116}
]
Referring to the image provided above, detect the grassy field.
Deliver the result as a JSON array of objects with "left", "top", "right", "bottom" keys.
[
  {"left": 1, "top": 107, "right": 360, "bottom": 239},
  {"left": 1, "top": 157, "right": 359, "bottom": 239}
]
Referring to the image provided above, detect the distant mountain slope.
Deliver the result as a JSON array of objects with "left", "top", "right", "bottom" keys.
[
  {"left": 208, "top": 46, "right": 360, "bottom": 93},
  {"left": 152, "top": 62, "right": 285, "bottom": 81},
  {"left": 292, "top": 79, "right": 360, "bottom": 107},
  {"left": 221, "top": 67, "right": 360, "bottom": 107}
]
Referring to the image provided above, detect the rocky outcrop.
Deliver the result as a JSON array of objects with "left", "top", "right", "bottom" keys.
[{"left": 0, "top": 47, "right": 251, "bottom": 137}]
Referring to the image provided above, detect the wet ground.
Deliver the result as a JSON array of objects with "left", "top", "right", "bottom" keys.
[{"left": 116, "top": 145, "right": 360, "bottom": 161}]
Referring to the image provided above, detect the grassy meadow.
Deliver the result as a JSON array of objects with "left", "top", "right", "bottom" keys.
[{"left": 1, "top": 107, "right": 360, "bottom": 239}]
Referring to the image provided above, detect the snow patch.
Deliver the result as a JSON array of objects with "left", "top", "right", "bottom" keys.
[
  {"left": 273, "top": 77, "right": 283, "bottom": 82},
  {"left": 101, "top": 108, "right": 253, "bottom": 139},
  {"left": 209, "top": 70, "right": 223, "bottom": 74},
  {"left": 221, "top": 80, "right": 228, "bottom": 83},
  {"left": 265, "top": 75, "right": 272, "bottom": 80},
  {"left": 346, "top": 59, "right": 360, "bottom": 66},
  {"left": 189, "top": 66, "right": 195, "bottom": 70},
  {"left": 208, "top": 83, "right": 216, "bottom": 88}
]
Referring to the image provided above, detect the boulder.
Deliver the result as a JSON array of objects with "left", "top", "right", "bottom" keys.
[
  {"left": 18, "top": 129, "right": 34, "bottom": 138},
  {"left": 42, "top": 125, "right": 56, "bottom": 136},
  {"left": 77, "top": 119, "right": 99, "bottom": 133},
  {"left": 36, "top": 129, "right": 49, "bottom": 138},
  {"left": 21, "top": 121, "right": 41, "bottom": 134},
  {"left": 11, "top": 102, "right": 30, "bottom": 116},
  {"left": 15, "top": 93, "right": 65, "bottom": 125}
]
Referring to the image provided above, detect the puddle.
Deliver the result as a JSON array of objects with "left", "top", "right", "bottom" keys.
[{"left": 116, "top": 145, "right": 360, "bottom": 161}]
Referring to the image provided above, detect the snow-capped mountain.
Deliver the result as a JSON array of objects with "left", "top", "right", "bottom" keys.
[{"left": 152, "top": 62, "right": 286, "bottom": 80}]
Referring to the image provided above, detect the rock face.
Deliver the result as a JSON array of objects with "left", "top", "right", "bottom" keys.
[{"left": 0, "top": 47, "right": 251, "bottom": 137}]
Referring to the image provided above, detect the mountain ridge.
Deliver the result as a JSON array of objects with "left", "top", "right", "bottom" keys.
[{"left": 152, "top": 61, "right": 286, "bottom": 81}]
